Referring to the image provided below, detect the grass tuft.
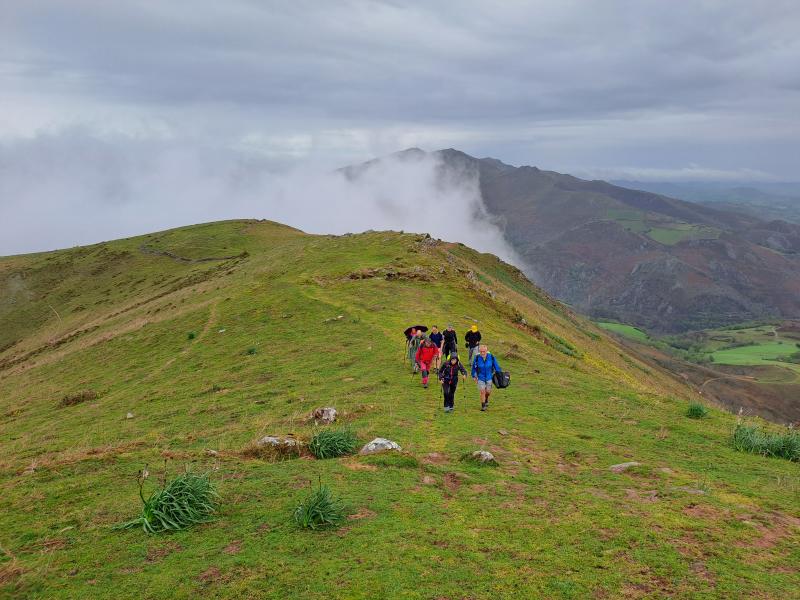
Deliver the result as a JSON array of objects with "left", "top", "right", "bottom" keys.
[
  {"left": 686, "top": 402, "right": 709, "bottom": 419},
  {"left": 308, "top": 428, "right": 359, "bottom": 459},
  {"left": 187, "top": 331, "right": 196, "bottom": 340},
  {"left": 361, "top": 453, "right": 419, "bottom": 469},
  {"left": 114, "top": 471, "right": 219, "bottom": 534},
  {"left": 732, "top": 424, "right": 800, "bottom": 462},
  {"left": 245, "top": 347, "right": 257, "bottom": 355},
  {"left": 59, "top": 389, "right": 98, "bottom": 407},
  {"left": 294, "top": 481, "right": 346, "bottom": 530}
]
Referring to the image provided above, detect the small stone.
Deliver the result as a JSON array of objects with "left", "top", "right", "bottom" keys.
[
  {"left": 359, "top": 438, "right": 401, "bottom": 455},
  {"left": 471, "top": 450, "right": 496, "bottom": 464},
  {"left": 609, "top": 461, "right": 641, "bottom": 473},
  {"left": 312, "top": 407, "right": 338, "bottom": 424},
  {"left": 498, "top": 429, "right": 509, "bottom": 436},
  {"left": 421, "top": 475, "right": 437, "bottom": 485},
  {"left": 204, "top": 449, "right": 219, "bottom": 456},
  {"left": 126, "top": 412, "right": 134, "bottom": 419},
  {"left": 256, "top": 436, "right": 299, "bottom": 448}
]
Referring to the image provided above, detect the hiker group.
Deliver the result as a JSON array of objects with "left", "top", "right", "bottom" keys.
[{"left": 405, "top": 324, "right": 507, "bottom": 413}]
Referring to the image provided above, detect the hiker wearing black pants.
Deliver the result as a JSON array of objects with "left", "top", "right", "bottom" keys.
[
  {"left": 442, "top": 324, "right": 458, "bottom": 362},
  {"left": 464, "top": 324, "right": 481, "bottom": 365},
  {"left": 439, "top": 353, "right": 467, "bottom": 413}
]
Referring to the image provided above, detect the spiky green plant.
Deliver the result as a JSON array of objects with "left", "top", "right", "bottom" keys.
[
  {"left": 308, "top": 428, "right": 358, "bottom": 459},
  {"left": 114, "top": 471, "right": 219, "bottom": 534},
  {"left": 293, "top": 481, "right": 346, "bottom": 530},
  {"left": 733, "top": 424, "right": 800, "bottom": 462},
  {"left": 686, "top": 402, "right": 709, "bottom": 419}
]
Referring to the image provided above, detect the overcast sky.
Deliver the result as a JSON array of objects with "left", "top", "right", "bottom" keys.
[{"left": 2, "top": 1, "right": 799, "bottom": 254}]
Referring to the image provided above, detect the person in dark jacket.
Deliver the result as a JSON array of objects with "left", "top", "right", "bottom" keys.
[
  {"left": 471, "top": 344, "right": 502, "bottom": 411},
  {"left": 428, "top": 325, "right": 444, "bottom": 372},
  {"left": 464, "top": 324, "right": 482, "bottom": 365},
  {"left": 442, "top": 324, "right": 458, "bottom": 361},
  {"left": 415, "top": 338, "right": 438, "bottom": 388},
  {"left": 438, "top": 353, "right": 467, "bottom": 412}
]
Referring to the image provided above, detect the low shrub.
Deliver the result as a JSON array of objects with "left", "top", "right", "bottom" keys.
[
  {"left": 245, "top": 347, "right": 257, "bottom": 355},
  {"left": 187, "top": 331, "right": 196, "bottom": 340},
  {"left": 732, "top": 424, "right": 800, "bottom": 462},
  {"left": 686, "top": 402, "right": 709, "bottom": 419},
  {"left": 59, "top": 390, "right": 98, "bottom": 407},
  {"left": 114, "top": 471, "right": 218, "bottom": 534},
  {"left": 294, "top": 481, "right": 346, "bottom": 530},
  {"left": 308, "top": 429, "right": 358, "bottom": 459}
]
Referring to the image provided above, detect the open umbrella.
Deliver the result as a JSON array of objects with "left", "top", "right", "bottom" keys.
[{"left": 404, "top": 325, "right": 428, "bottom": 338}]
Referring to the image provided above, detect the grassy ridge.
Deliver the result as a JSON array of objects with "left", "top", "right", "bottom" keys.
[{"left": 1, "top": 221, "right": 799, "bottom": 599}]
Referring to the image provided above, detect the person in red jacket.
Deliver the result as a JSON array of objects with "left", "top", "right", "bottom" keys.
[{"left": 415, "top": 338, "right": 438, "bottom": 389}]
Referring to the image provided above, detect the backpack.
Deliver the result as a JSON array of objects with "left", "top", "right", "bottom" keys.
[{"left": 492, "top": 371, "right": 511, "bottom": 389}]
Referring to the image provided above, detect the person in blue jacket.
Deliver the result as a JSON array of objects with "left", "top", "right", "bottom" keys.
[{"left": 471, "top": 344, "right": 502, "bottom": 412}]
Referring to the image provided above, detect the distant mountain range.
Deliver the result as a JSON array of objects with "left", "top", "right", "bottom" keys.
[
  {"left": 612, "top": 181, "right": 800, "bottom": 225},
  {"left": 346, "top": 149, "right": 800, "bottom": 332}
]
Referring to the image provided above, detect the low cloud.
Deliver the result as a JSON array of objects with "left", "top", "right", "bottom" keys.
[{"left": 0, "top": 130, "right": 519, "bottom": 265}]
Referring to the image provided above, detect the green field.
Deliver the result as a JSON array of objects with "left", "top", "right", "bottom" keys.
[
  {"left": 602, "top": 209, "right": 720, "bottom": 245},
  {"left": 595, "top": 321, "right": 649, "bottom": 342},
  {"left": 712, "top": 341, "right": 799, "bottom": 366},
  {"left": 1, "top": 221, "right": 798, "bottom": 599}
]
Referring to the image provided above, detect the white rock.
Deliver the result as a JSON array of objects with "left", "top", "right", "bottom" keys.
[
  {"left": 126, "top": 412, "right": 134, "bottom": 419},
  {"left": 312, "top": 407, "right": 338, "bottom": 424},
  {"left": 257, "top": 436, "right": 299, "bottom": 448},
  {"left": 609, "top": 461, "right": 641, "bottom": 473},
  {"left": 359, "top": 438, "right": 401, "bottom": 455},
  {"left": 471, "top": 450, "right": 496, "bottom": 463}
]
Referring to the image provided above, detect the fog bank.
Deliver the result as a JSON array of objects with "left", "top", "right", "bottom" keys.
[{"left": 0, "top": 131, "right": 518, "bottom": 265}]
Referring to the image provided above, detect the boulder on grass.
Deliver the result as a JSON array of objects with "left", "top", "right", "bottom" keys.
[
  {"left": 312, "top": 407, "right": 337, "bottom": 424},
  {"left": 257, "top": 435, "right": 299, "bottom": 449},
  {"left": 471, "top": 450, "right": 496, "bottom": 464},
  {"left": 359, "top": 438, "right": 401, "bottom": 455}
]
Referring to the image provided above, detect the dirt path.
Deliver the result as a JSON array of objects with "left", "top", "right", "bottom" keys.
[{"left": 699, "top": 373, "right": 756, "bottom": 391}]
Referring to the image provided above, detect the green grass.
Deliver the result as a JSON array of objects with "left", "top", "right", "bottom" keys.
[
  {"left": 712, "top": 341, "right": 799, "bottom": 365},
  {"left": 308, "top": 428, "right": 359, "bottom": 459},
  {"left": 732, "top": 424, "right": 800, "bottom": 461},
  {"left": 686, "top": 402, "right": 709, "bottom": 419},
  {"left": 595, "top": 321, "right": 649, "bottom": 342},
  {"left": 1, "top": 220, "right": 799, "bottom": 598},
  {"left": 293, "top": 481, "right": 347, "bottom": 530},
  {"left": 114, "top": 472, "right": 219, "bottom": 534}
]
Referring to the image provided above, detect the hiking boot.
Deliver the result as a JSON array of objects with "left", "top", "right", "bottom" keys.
[
  {"left": 423, "top": 383, "right": 428, "bottom": 389},
  {"left": 480, "top": 402, "right": 487, "bottom": 411}
]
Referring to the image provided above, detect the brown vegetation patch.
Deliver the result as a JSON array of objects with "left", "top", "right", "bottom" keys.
[
  {"left": 422, "top": 452, "right": 449, "bottom": 465},
  {"left": 347, "top": 508, "right": 377, "bottom": 521},
  {"left": 59, "top": 389, "right": 98, "bottom": 407},
  {"left": 146, "top": 541, "right": 183, "bottom": 563},
  {"left": 682, "top": 504, "right": 721, "bottom": 520},
  {"left": 0, "top": 560, "right": 25, "bottom": 586},
  {"left": 197, "top": 566, "right": 222, "bottom": 585},
  {"left": 223, "top": 540, "right": 242, "bottom": 555},
  {"left": 442, "top": 472, "right": 462, "bottom": 496}
]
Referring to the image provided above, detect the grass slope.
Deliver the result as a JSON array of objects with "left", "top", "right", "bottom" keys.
[
  {"left": 1, "top": 220, "right": 799, "bottom": 599},
  {"left": 596, "top": 322, "right": 649, "bottom": 342}
]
